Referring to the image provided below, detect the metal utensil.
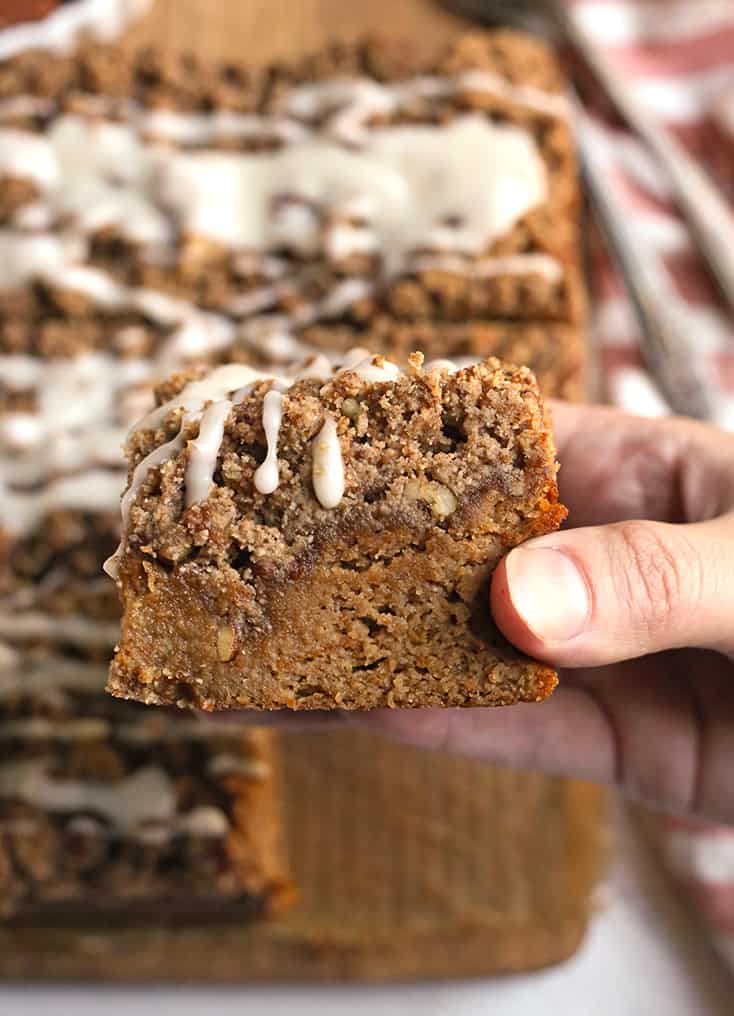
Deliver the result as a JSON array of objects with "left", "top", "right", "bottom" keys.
[{"left": 577, "top": 113, "right": 714, "bottom": 420}]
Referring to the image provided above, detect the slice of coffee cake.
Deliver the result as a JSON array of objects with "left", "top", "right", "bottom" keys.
[
  {"left": 107, "top": 352, "right": 565, "bottom": 711},
  {"left": 0, "top": 655, "right": 292, "bottom": 921}
]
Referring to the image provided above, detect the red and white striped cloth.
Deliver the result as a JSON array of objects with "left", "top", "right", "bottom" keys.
[
  {"left": 569, "top": 0, "right": 734, "bottom": 973},
  {"left": 570, "top": 0, "right": 734, "bottom": 428}
]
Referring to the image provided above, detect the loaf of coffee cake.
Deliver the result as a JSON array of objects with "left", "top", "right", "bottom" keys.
[
  {"left": 0, "top": 31, "right": 582, "bottom": 326},
  {"left": 0, "top": 23, "right": 587, "bottom": 945},
  {"left": 0, "top": 30, "right": 583, "bottom": 660},
  {"left": 107, "top": 353, "right": 565, "bottom": 711},
  {"left": 0, "top": 651, "right": 292, "bottom": 921}
]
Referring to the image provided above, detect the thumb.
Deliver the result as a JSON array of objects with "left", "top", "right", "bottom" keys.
[{"left": 490, "top": 515, "right": 734, "bottom": 667}]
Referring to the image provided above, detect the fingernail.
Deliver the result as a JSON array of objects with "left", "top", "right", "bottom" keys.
[{"left": 505, "top": 546, "right": 590, "bottom": 644}]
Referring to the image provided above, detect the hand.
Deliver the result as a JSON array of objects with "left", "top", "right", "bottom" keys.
[{"left": 359, "top": 402, "right": 734, "bottom": 823}]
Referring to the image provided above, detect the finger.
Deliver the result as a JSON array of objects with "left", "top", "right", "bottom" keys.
[
  {"left": 546, "top": 401, "right": 734, "bottom": 524},
  {"left": 569, "top": 650, "right": 734, "bottom": 820},
  {"left": 355, "top": 650, "right": 734, "bottom": 822},
  {"left": 491, "top": 513, "right": 734, "bottom": 665},
  {"left": 353, "top": 686, "right": 616, "bottom": 785}
]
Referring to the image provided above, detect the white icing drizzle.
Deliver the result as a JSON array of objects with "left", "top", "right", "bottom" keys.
[
  {"left": 0, "top": 716, "right": 110, "bottom": 741},
  {"left": 0, "top": 468, "right": 126, "bottom": 539},
  {"left": 131, "top": 363, "right": 275, "bottom": 438},
  {"left": 172, "top": 805, "right": 230, "bottom": 839},
  {"left": 0, "top": 66, "right": 565, "bottom": 143},
  {"left": 12, "top": 200, "right": 54, "bottom": 230},
  {"left": 0, "top": 71, "right": 561, "bottom": 298},
  {"left": 473, "top": 253, "right": 564, "bottom": 282},
  {"left": 305, "top": 277, "right": 374, "bottom": 321},
  {"left": 0, "top": 338, "right": 187, "bottom": 556},
  {"left": 160, "top": 115, "right": 548, "bottom": 275},
  {"left": 0, "top": 302, "right": 233, "bottom": 578},
  {"left": 0, "top": 611, "right": 120, "bottom": 650},
  {"left": 208, "top": 754, "right": 269, "bottom": 779},
  {"left": 185, "top": 398, "right": 233, "bottom": 507},
  {"left": 0, "top": 757, "right": 233, "bottom": 843},
  {"left": 439, "top": 70, "right": 570, "bottom": 120},
  {"left": 105, "top": 364, "right": 283, "bottom": 577},
  {"left": 237, "top": 321, "right": 316, "bottom": 366},
  {"left": 338, "top": 353, "right": 401, "bottom": 384},
  {"left": 337, "top": 347, "right": 375, "bottom": 370},
  {"left": 0, "top": 116, "right": 171, "bottom": 246},
  {"left": 118, "top": 716, "right": 265, "bottom": 744},
  {"left": 426, "top": 356, "right": 479, "bottom": 374},
  {"left": 43, "top": 263, "right": 129, "bottom": 308},
  {"left": 283, "top": 78, "right": 395, "bottom": 138},
  {"left": 282, "top": 72, "right": 569, "bottom": 144},
  {"left": 0, "top": 658, "right": 106, "bottom": 701},
  {"left": 62, "top": 94, "right": 139, "bottom": 121},
  {"left": 0, "top": 230, "right": 85, "bottom": 288},
  {"left": 0, "top": 659, "right": 270, "bottom": 759},
  {"left": 311, "top": 416, "right": 344, "bottom": 510},
  {"left": 425, "top": 358, "right": 460, "bottom": 374},
  {"left": 325, "top": 221, "right": 378, "bottom": 261},
  {"left": 0, "top": 352, "right": 149, "bottom": 491},
  {"left": 108, "top": 349, "right": 412, "bottom": 573},
  {"left": 229, "top": 278, "right": 373, "bottom": 337},
  {"left": 0, "top": 809, "right": 232, "bottom": 844},
  {"left": 103, "top": 433, "right": 184, "bottom": 579},
  {"left": 140, "top": 109, "right": 309, "bottom": 148},
  {"left": 0, "top": 760, "right": 175, "bottom": 835},
  {"left": 410, "top": 251, "right": 564, "bottom": 283},
  {"left": 0, "top": 0, "right": 152, "bottom": 61},
  {"left": 294, "top": 354, "right": 333, "bottom": 380},
  {"left": 0, "top": 128, "right": 58, "bottom": 188},
  {"left": 224, "top": 281, "right": 293, "bottom": 319},
  {"left": 253, "top": 389, "right": 284, "bottom": 495}
]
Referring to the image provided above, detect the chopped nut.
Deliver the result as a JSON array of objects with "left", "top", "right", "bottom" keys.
[
  {"left": 143, "top": 561, "right": 157, "bottom": 593},
  {"left": 408, "top": 351, "right": 425, "bottom": 375},
  {"left": 341, "top": 397, "right": 361, "bottom": 420},
  {"left": 404, "top": 478, "right": 458, "bottom": 519},
  {"left": 217, "top": 625, "right": 237, "bottom": 661},
  {"left": 432, "top": 484, "right": 458, "bottom": 518}
]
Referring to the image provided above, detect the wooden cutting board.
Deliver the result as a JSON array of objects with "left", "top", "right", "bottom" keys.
[
  {"left": 0, "top": 0, "right": 607, "bottom": 982},
  {"left": 123, "top": 0, "right": 472, "bottom": 63},
  {"left": 0, "top": 729, "right": 606, "bottom": 982}
]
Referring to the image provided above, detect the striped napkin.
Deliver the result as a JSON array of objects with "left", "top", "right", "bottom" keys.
[
  {"left": 569, "top": 0, "right": 734, "bottom": 972},
  {"left": 570, "top": 0, "right": 734, "bottom": 428}
]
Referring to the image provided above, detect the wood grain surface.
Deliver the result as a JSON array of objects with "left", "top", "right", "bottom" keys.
[
  {"left": 1, "top": 730, "right": 606, "bottom": 983},
  {"left": 124, "top": 0, "right": 471, "bottom": 63}
]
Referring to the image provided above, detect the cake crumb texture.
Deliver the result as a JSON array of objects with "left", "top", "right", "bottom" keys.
[{"left": 108, "top": 355, "right": 565, "bottom": 710}]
